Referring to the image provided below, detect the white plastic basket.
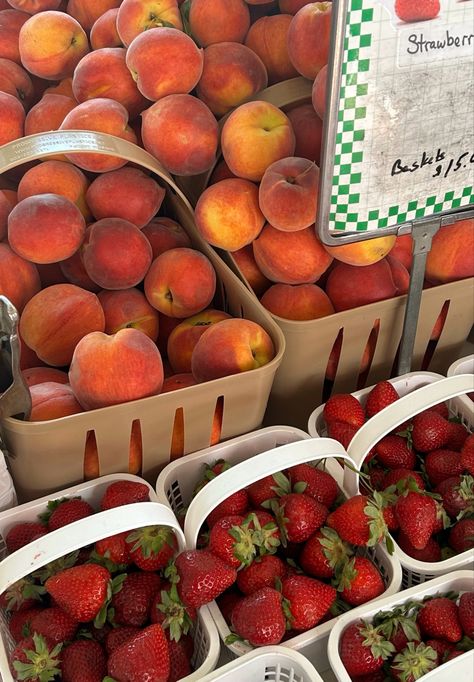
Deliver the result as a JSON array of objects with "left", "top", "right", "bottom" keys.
[
  {"left": 448, "top": 354, "right": 474, "bottom": 412},
  {"left": 328, "top": 570, "right": 474, "bottom": 682},
  {"left": 156, "top": 427, "right": 402, "bottom": 673},
  {"left": 0, "top": 475, "right": 220, "bottom": 682}
]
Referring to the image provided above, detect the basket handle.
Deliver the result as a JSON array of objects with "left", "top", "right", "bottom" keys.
[
  {"left": 0, "top": 502, "right": 185, "bottom": 596},
  {"left": 184, "top": 437, "right": 350, "bottom": 547},
  {"left": 344, "top": 373, "right": 474, "bottom": 496}
]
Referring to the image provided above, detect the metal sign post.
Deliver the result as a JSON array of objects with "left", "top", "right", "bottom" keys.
[{"left": 317, "top": 0, "right": 474, "bottom": 373}]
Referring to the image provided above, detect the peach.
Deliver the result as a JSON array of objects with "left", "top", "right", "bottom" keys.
[
  {"left": 36, "top": 261, "right": 68, "bottom": 288},
  {"left": 196, "top": 41, "right": 268, "bottom": 117},
  {"left": 312, "top": 63, "right": 327, "bottom": 119},
  {"left": 126, "top": 27, "right": 203, "bottom": 102},
  {"left": 258, "top": 156, "right": 319, "bottom": 231},
  {"left": 162, "top": 373, "right": 196, "bottom": 392},
  {"left": 29, "top": 381, "right": 84, "bottom": 421},
  {"left": 189, "top": 0, "right": 250, "bottom": 47},
  {"left": 98, "top": 288, "right": 160, "bottom": 342},
  {"left": 0, "top": 188, "right": 16, "bottom": 241},
  {"left": 82, "top": 218, "right": 153, "bottom": 290},
  {"left": 279, "top": 0, "right": 314, "bottom": 13},
  {"left": 90, "top": 8, "right": 122, "bottom": 50},
  {"left": 0, "top": 90, "right": 24, "bottom": 145},
  {"left": 43, "top": 76, "right": 74, "bottom": 98},
  {"left": 286, "top": 103, "right": 323, "bottom": 164},
  {"left": 209, "top": 159, "right": 237, "bottom": 185},
  {"left": 72, "top": 47, "right": 148, "bottom": 119},
  {"left": 325, "top": 259, "right": 398, "bottom": 312},
  {"left": 24, "top": 93, "right": 77, "bottom": 136},
  {"left": 221, "top": 100, "right": 296, "bottom": 182},
  {"left": 167, "top": 308, "right": 232, "bottom": 373},
  {"left": 191, "top": 318, "right": 275, "bottom": 382},
  {"left": 22, "top": 366, "right": 68, "bottom": 386},
  {"left": 141, "top": 94, "right": 218, "bottom": 176},
  {"left": 425, "top": 219, "right": 474, "bottom": 284},
  {"left": 245, "top": 15, "right": 299, "bottom": 85},
  {"left": 144, "top": 247, "right": 217, "bottom": 318},
  {"left": 20, "top": 283, "right": 105, "bottom": 366},
  {"left": 142, "top": 217, "right": 192, "bottom": 258},
  {"left": 287, "top": 2, "right": 332, "bottom": 79},
  {"left": 8, "top": 0, "right": 62, "bottom": 11},
  {"left": 60, "top": 245, "right": 101, "bottom": 293},
  {"left": 0, "top": 57, "right": 34, "bottom": 110},
  {"left": 260, "top": 282, "right": 334, "bottom": 320},
  {"left": 8, "top": 193, "right": 86, "bottom": 264},
  {"left": 66, "top": 0, "right": 121, "bottom": 32},
  {"left": 68, "top": 327, "right": 164, "bottom": 410},
  {"left": 0, "top": 242, "right": 41, "bottom": 312},
  {"left": 86, "top": 167, "right": 164, "bottom": 229},
  {"left": 253, "top": 223, "right": 332, "bottom": 284},
  {"left": 19, "top": 326, "right": 45, "bottom": 369},
  {"left": 389, "top": 235, "right": 413, "bottom": 272},
  {"left": 195, "top": 178, "right": 265, "bottom": 252},
  {"left": 18, "top": 11, "right": 89, "bottom": 80},
  {"left": 387, "top": 255, "right": 410, "bottom": 295},
  {"left": 116, "top": 0, "right": 183, "bottom": 47},
  {"left": 323, "top": 234, "right": 397, "bottom": 266},
  {"left": 157, "top": 313, "right": 181, "bottom": 357},
  {"left": 232, "top": 244, "right": 271, "bottom": 297},
  {"left": 17, "top": 160, "right": 90, "bottom": 219},
  {"left": 0, "top": 9, "right": 30, "bottom": 64},
  {"left": 59, "top": 98, "right": 137, "bottom": 172}
]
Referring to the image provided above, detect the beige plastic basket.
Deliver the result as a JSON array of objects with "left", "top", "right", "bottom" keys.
[{"left": 0, "top": 131, "right": 285, "bottom": 503}]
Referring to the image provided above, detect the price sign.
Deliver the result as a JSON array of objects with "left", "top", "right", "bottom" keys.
[{"left": 318, "top": 0, "right": 474, "bottom": 242}]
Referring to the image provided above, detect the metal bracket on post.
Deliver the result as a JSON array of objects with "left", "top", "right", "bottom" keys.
[{"left": 396, "top": 217, "right": 442, "bottom": 376}]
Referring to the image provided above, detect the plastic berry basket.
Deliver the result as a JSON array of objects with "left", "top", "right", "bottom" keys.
[
  {"left": 327, "top": 570, "right": 474, "bottom": 682},
  {"left": 448, "top": 354, "right": 474, "bottom": 410},
  {"left": 0, "top": 476, "right": 220, "bottom": 682},
  {"left": 156, "top": 427, "right": 402, "bottom": 673}
]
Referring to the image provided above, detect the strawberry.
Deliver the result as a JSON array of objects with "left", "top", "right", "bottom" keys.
[
  {"left": 100, "top": 480, "right": 150, "bottom": 511},
  {"left": 246, "top": 510, "right": 281, "bottom": 555},
  {"left": 449, "top": 518, "right": 474, "bottom": 553},
  {"left": 446, "top": 421, "right": 469, "bottom": 451},
  {"left": 390, "top": 641, "right": 438, "bottom": 681},
  {"left": 8, "top": 608, "right": 42, "bottom": 643},
  {"left": 425, "top": 638, "right": 455, "bottom": 664},
  {"left": 230, "top": 587, "right": 286, "bottom": 646},
  {"left": 111, "top": 571, "right": 161, "bottom": 627},
  {"left": 326, "top": 494, "right": 388, "bottom": 547},
  {"left": 286, "top": 463, "right": 339, "bottom": 508},
  {"left": 207, "top": 514, "right": 255, "bottom": 568},
  {"left": 29, "top": 606, "right": 78, "bottom": 645},
  {"left": 365, "top": 380, "right": 400, "bottom": 418},
  {"left": 435, "top": 474, "right": 474, "bottom": 518},
  {"left": 382, "top": 468, "right": 425, "bottom": 492},
  {"left": 45, "top": 564, "right": 111, "bottom": 623},
  {"left": 126, "top": 525, "right": 177, "bottom": 571},
  {"left": 0, "top": 578, "right": 45, "bottom": 612},
  {"left": 374, "top": 435, "right": 416, "bottom": 470},
  {"left": 107, "top": 624, "right": 170, "bottom": 682},
  {"left": 299, "top": 527, "right": 353, "bottom": 579},
  {"left": 395, "top": 0, "right": 440, "bottom": 23},
  {"left": 417, "top": 597, "right": 463, "bottom": 642},
  {"left": 396, "top": 531, "right": 441, "bottom": 562},
  {"left": 206, "top": 489, "right": 249, "bottom": 527},
  {"left": 216, "top": 590, "right": 241, "bottom": 625},
  {"left": 339, "top": 620, "right": 394, "bottom": 677},
  {"left": 247, "top": 473, "right": 284, "bottom": 508},
  {"left": 411, "top": 410, "right": 450, "bottom": 452},
  {"left": 5, "top": 522, "right": 48, "bottom": 554},
  {"left": 323, "top": 393, "right": 365, "bottom": 428},
  {"left": 458, "top": 592, "right": 474, "bottom": 638},
  {"left": 366, "top": 466, "right": 386, "bottom": 493},
  {"left": 173, "top": 549, "right": 237, "bottom": 608},
  {"left": 105, "top": 626, "right": 140, "bottom": 654},
  {"left": 236, "top": 554, "right": 287, "bottom": 595},
  {"left": 94, "top": 532, "right": 131, "bottom": 567},
  {"left": 461, "top": 434, "right": 474, "bottom": 475},
  {"left": 395, "top": 491, "right": 437, "bottom": 550},
  {"left": 270, "top": 493, "right": 328, "bottom": 544},
  {"left": 40, "top": 497, "right": 93, "bottom": 531},
  {"left": 10, "top": 633, "right": 62, "bottom": 682},
  {"left": 61, "top": 639, "right": 106, "bottom": 682},
  {"left": 327, "top": 421, "right": 358, "bottom": 449},
  {"left": 446, "top": 649, "right": 465, "bottom": 661},
  {"left": 282, "top": 574, "right": 336, "bottom": 631},
  {"left": 150, "top": 585, "right": 196, "bottom": 641},
  {"left": 192, "top": 459, "right": 231, "bottom": 496},
  {"left": 425, "top": 449, "right": 463, "bottom": 486},
  {"left": 374, "top": 607, "right": 420, "bottom": 653},
  {"left": 167, "top": 636, "right": 193, "bottom": 682},
  {"left": 336, "top": 556, "right": 385, "bottom": 607}
]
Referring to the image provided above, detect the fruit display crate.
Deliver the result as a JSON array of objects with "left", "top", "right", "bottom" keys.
[
  {"left": 448, "top": 354, "right": 474, "bottom": 411},
  {"left": 0, "top": 131, "right": 285, "bottom": 503},
  {"left": 327, "top": 570, "right": 474, "bottom": 682},
  {"left": 0, "top": 473, "right": 220, "bottom": 681},
  {"left": 156, "top": 426, "right": 402, "bottom": 674},
  {"left": 311, "top": 374, "right": 474, "bottom": 588}
]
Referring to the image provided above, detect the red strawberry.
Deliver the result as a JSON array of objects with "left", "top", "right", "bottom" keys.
[
  {"left": 41, "top": 497, "right": 94, "bottom": 531},
  {"left": 10, "top": 633, "right": 62, "bottom": 682},
  {"left": 365, "top": 380, "right": 400, "bottom": 418},
  {"left": 327, "top": 494, "right": 388, "bottom": 547},
  {"left": 396, "top": 531, "right": 441, "bottom": 562},
  {"left": 339, "top": 620, "right": 394, "bottom": 677},
  {"left": 236, "top": 554, "right": 287, "bottom": 595},
  {"left": 435, "top": 474, "right": 474, "bottom": 518},
  {"left": 245, "top": 510, "right": 281, "bottom": 554},
  {"left": 383, "top": 468, "right": 425, "bottom": 492},
  {"left": 323, "top": 393, "right": 365, "bottom": 428},
  {"left": 375, "top": 610, "right": 420, "bottom": 653},
  {"left": 458, "top": 592, "right": 474, "bottom": 638},
  {"left": 8, "top": 608, "right": 42, "bottom": 643},
  {"left": 446, "top": 421, "right": 469, "bottom": 451},
  {"left": 395, "top": 491, "right": 437, "bottom": 550},
  {"left": 174, "top": 549, "right": 237, "bottom": 608},
  {"left": 272, "top": 493, "right": 328, "bottom": 544},
  {"left": 417, "top": 597, "right": 463, "bottom": 642},
  {"left": 411, "top": 411, "right": 450, "bottom": 452},
  {"left": 29, "top": 606, "right": 78, "bottom": 645},
  {"left": 107, "top": 624, "right": 170, "bottom": 682},
  {"left": 446, "top": 649, "right": 465, "bottom": 661},
  {"left": 449, "top": 518, "right": 474, "bottom": 553},
  {"left": 207, "top": 514, "right": 255, "bottom": 568},
  {"left": 111, "top": 571, "right": 161, "bottom": 627},
  {"left": 282, "top": 574, "right": 336, "bottom": 630},
  {"left": 366, "top": 466, "right": 386, "bottom": 493},
  {"left": 150, "top": 585, "right": 196, "bottom": 641},
  {"left": 374, "top": 435, "right": 416, "bottom": 470},
  {"left": 461, "top": 434, "right": 474, "bottom": 475},
  {"left": 425, "top": 638, "right": 455, "bottom": 664},
  {"left": 336, "top": 556, "right": 385, "bottom": 607},
  {"left": 327, "top": 421, "right": 358, "bottom": 449},
  {"left": 286, "top": 463, "right": 339, "bottom": 508},
  {"left": 100, "top": 480, "right": 150, "bottom": 511},
  {"left": 206, "top": 489, "right": 249, "bottom": 527},
  {"left": 425, "top": 449, "right": 463, "bottom": 486},
  {"left": 126, "top": 525, "right": 177, "bottom": 571},
  {"left": 216, "top": 590, "right": 241, "bottom": 625},
  {"left": 0, "top": 577, "right": 45, "bottom": 612},
  {"left": 168, "top": 635, "right": 193, "bottom": 682},
  {"left": 105, "top": 626, "right": 140, "bottom": 654},
  {"left": 5, "top": 522, "right": 48, "bottom": 554},
  {"left": 299, "top": 527, "right": 353, "bottom": 579},
  {"left": 247, "top": 473, "right": 284, "bottom": 508},
  {"left": 192, "top": 459, "right": 231, "bottom": 496},
  {"left": 94, "top": 532, "right": 131, "bottom": 566},
  {"left": 45, "top": 564, "right": 111, "bottom": 623},
  {"left": 231, "top": 587, "right": 286, "bottom": 646},
  {"left": 394, "top": 0, "right": 440, "bottom": 22},
  {"left": 61, "top": 639, "right": 106, "bottom": 682},
  {"left": 390, "top": 641, "right": 438, "bottom": 681}
]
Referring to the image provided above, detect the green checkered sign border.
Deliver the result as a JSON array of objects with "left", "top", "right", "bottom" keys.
[{"left": 329, "top": 0, "right": 474, "bottom": 232}]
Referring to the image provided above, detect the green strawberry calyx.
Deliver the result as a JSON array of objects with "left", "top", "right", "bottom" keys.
[
  {"left": 319, "top": 526, "right": 353, "bottom": 573},
  {"left": 245, "top": 512, "right": 281, "bottom": 557},
  {"left": 156, "top": 584, "right": 194, "bottom": 642},
  {"left": 365, "top": 493, "right": 390, "bottom": 548},
  {"left": 391, "top": 642, "right": 437, "bottom": 681},
  {"left": 334, "top": 556, "right": 358, "bottom": 593},
  {"left": 228, "top": 520, "right": 258, "bottom": 568},
  {"left": 193, "top": 460, "right": 232, "bottom": 496},
  {"left": 374, "top": 603, "right": 421, "bottom": 644},
  {"left": 456, "top": 475, "right": 474, "bottom": 519},
  {"left": 126, "top": 525, "right": 175, "bottom": 559},
  {"left": 13, "top": 633, "right": 62, "bottom": 682},
  {"left": 95, "top": 573, "right": 127, "bottom": 629},
  {"left": 359, "top": 620, "right": 395, "bottom": 661},
  {"left": 4, "top": 578, "right": 45, "bottom": 612},
  {"left": 32, "top": 551, "right": 80, "bottom": 584}
]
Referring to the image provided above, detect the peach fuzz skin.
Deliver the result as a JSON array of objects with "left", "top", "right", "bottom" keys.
[
  {"left": 287, "top": 2, "right": 332, "bottom": 80},
  {"left": 188, "top": 0, "right": 250, "bottom": 47},
  {"left": 29, "top": 381, "right": 83, "bottom": 421},
  {"left": 244, "top": 14, "right": 298, "bottom": 85},
  {"left": 425, "top": 219, "right": 474, "bottom": 284},
  {"left": 0, "top": 242, "right": 41, "bottom": 313},
  {"left": 325, "top": 259, "right": 399, "bottom": 312},
  {"left": 323, "top": 234, "right": 397, "bottom": 267},
  {"left": 17, "top": 161, "right": 90, "bottom": 219},
  {"left": 116, "top": 0, "right": 183, "bottom": 48},
  {"left": 260, "top": 283, "right": 335, "bottom": 321},
  {"left": 98, "top": 288, "right": 160, "bottom": 342}
]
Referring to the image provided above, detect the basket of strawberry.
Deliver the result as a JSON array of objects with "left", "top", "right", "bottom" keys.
[
  {"left": 310, "top": 373, "right": 474, "bottom": 587},
  {"left": 155, "top": 426, "right": 402, "bottom": 673},
  {"left": 448, "top": 354, "right": 474, "bottom": 404},
  {"left": 0, "top": 475, "right": 220, "bottom": 681},
  {"left": 328, "top": 569, "right": 474, "bottom": 681}
]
